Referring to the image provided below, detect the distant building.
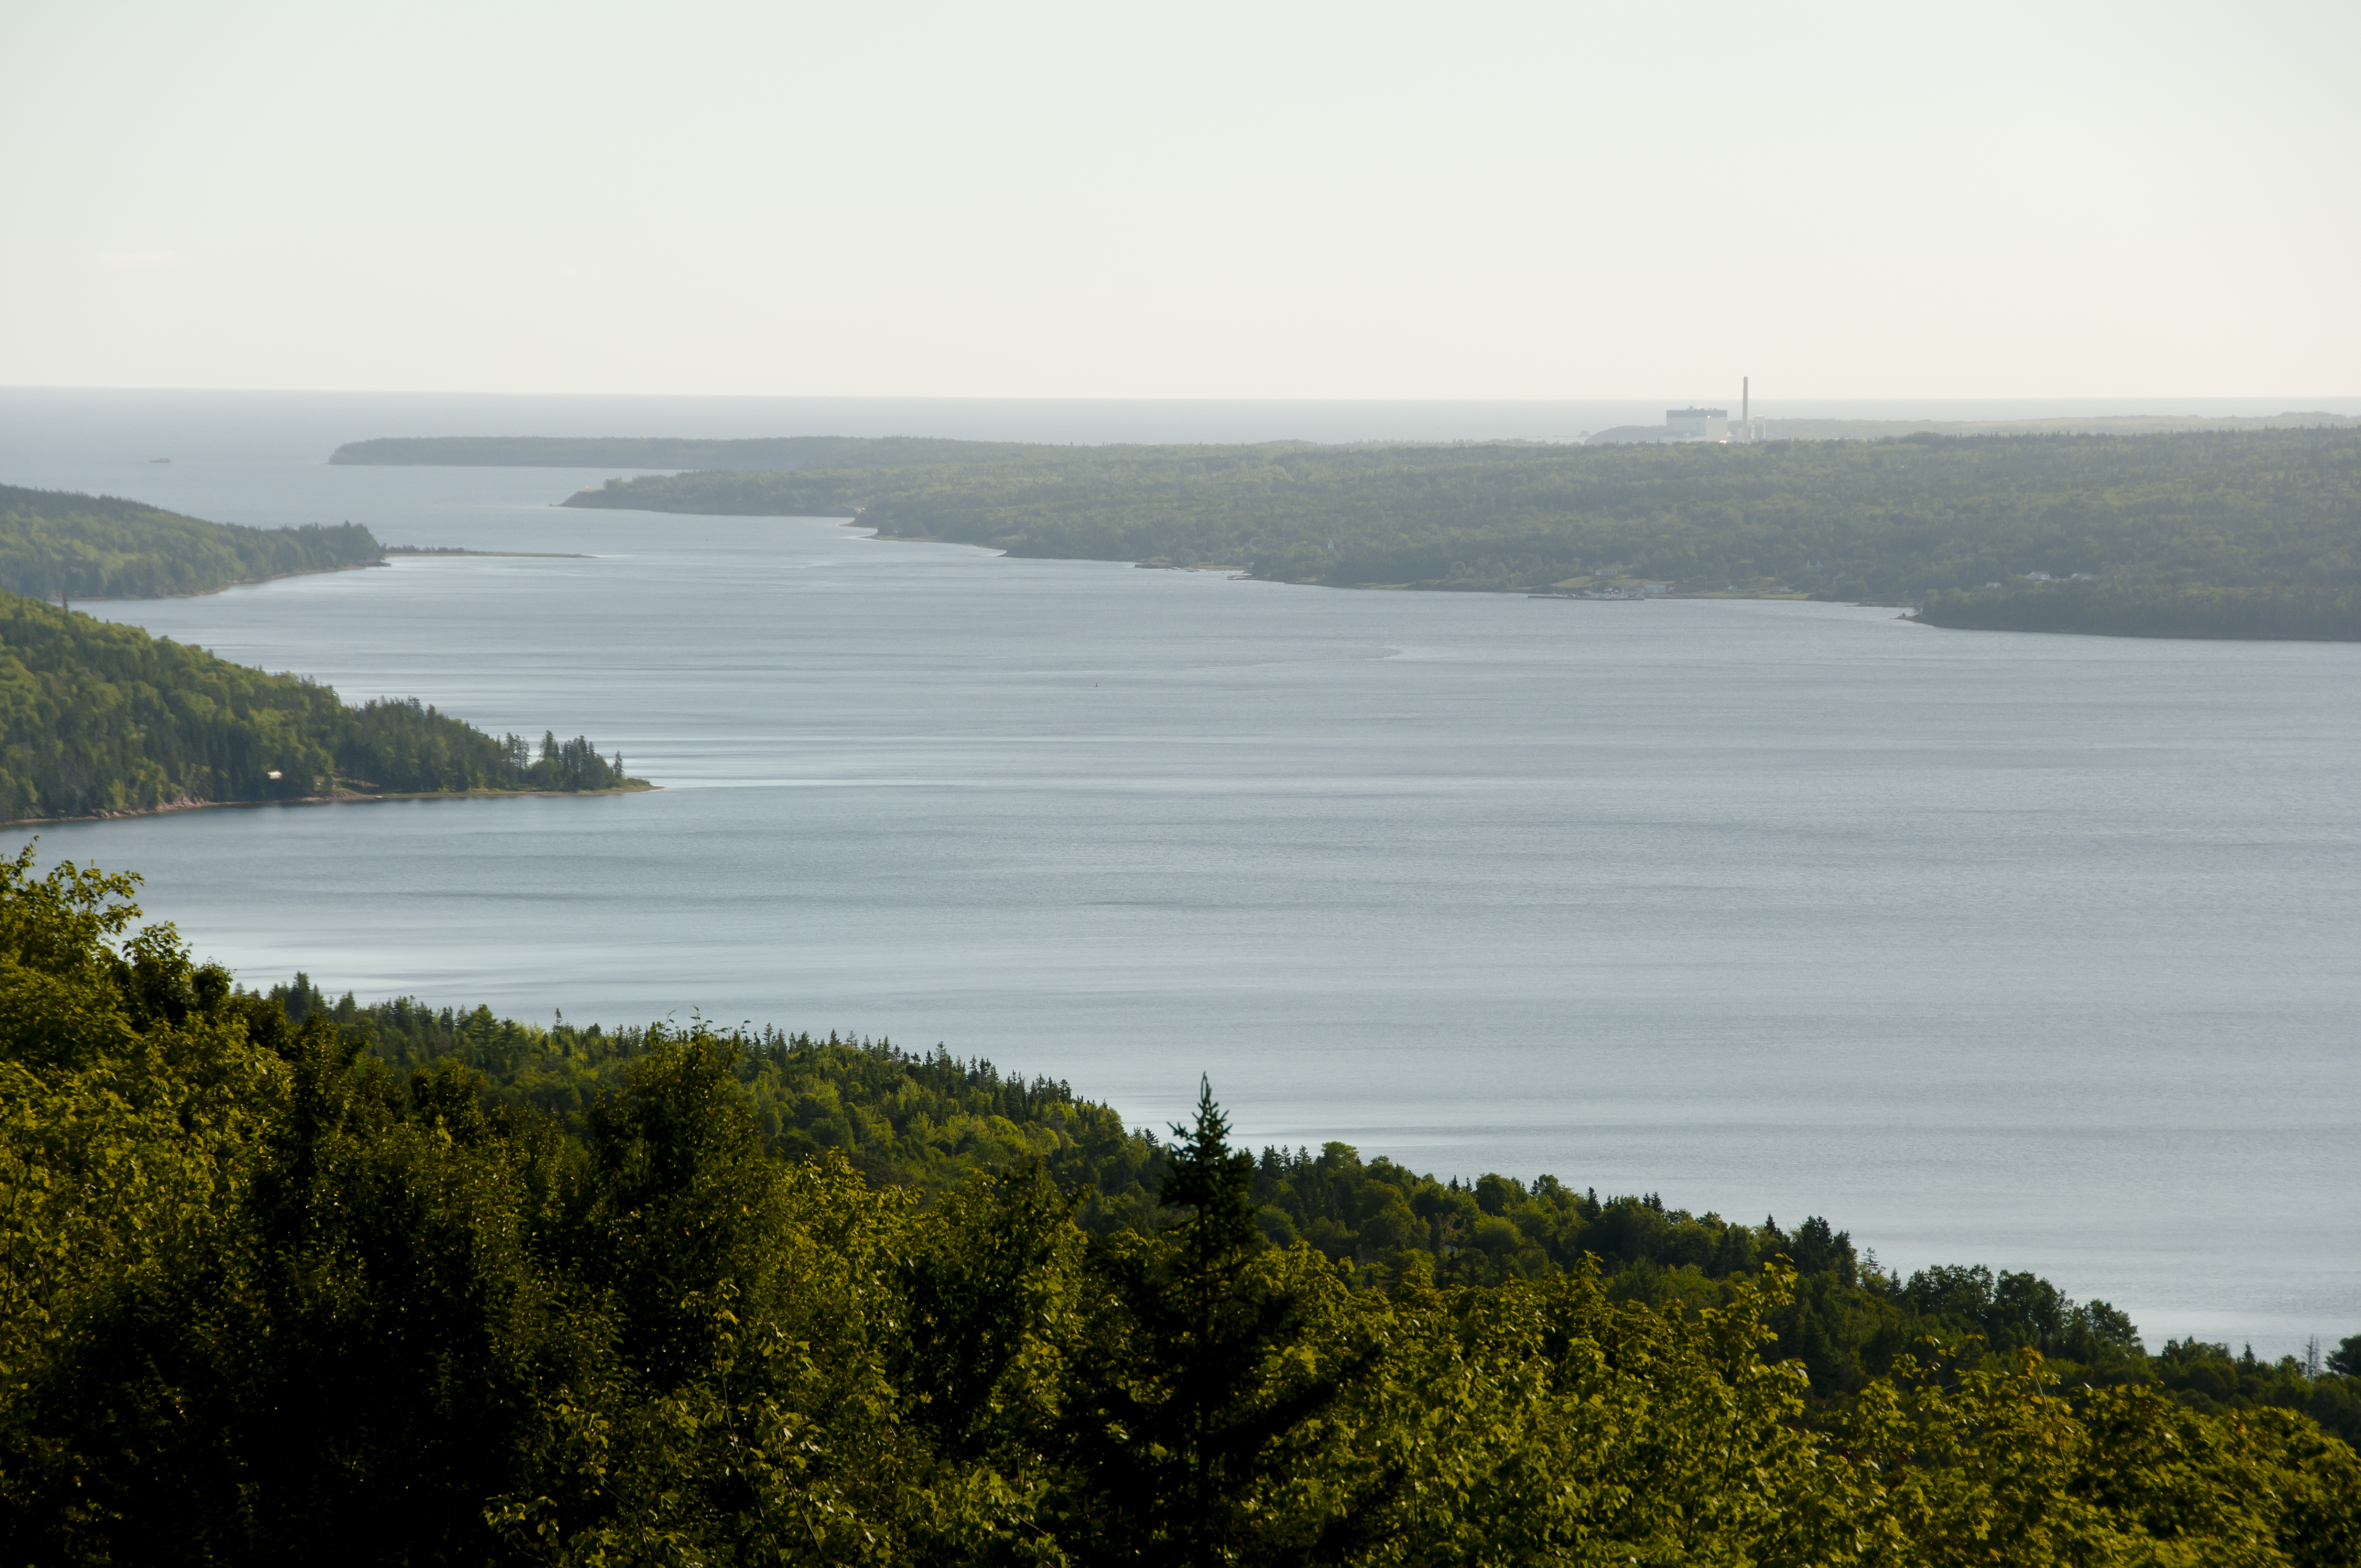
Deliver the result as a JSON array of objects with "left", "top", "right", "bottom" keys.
[{"left": 1666, "top": 407, "right": 1728, "bottom": 438}]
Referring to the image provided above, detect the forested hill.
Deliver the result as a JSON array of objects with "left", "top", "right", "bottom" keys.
[
  {"left": 0, "top": 592, "right": 645, "bottom": 821},
  {"left": 0, "top": 483, "right": 383, "bottom": 600},
  {"left": 329, "top": 434, "right": 1020, "bottom": 470},
  {"left": 280, "top": 971, "right": 2361, "bottom": 1442},
  {"left": 6, "top": 855, "right": 2358, "bottom": 1562},
  {"left": 563, "top": 428, "right": 2361, "bottom": 640}
]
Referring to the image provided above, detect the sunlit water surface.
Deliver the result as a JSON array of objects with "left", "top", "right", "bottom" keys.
[{"left": 9, "top": 430, "right": 2359, "bottom": 1357}]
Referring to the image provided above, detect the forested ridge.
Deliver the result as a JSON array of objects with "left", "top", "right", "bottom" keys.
[
  {"left": 0, "top": 484, "right": 384, "bottom": 601},
  {"left": 276, "top": 972, "right": 2361, "bottom": 1449},
  {"left": 562, "top": 428, "right": 2361, "bottom": 640},
  {"left": 271, "top": 982, "right": 2361, "bottom": 1445},
  {"left": 0, "top": 594, "right": 643, "bottom": 821},
  {"left": 13, "top": 848, "right": 2337, "bottom": 1566}
]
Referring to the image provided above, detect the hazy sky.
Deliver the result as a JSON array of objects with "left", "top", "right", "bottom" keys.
[{"left": 4, "top": 0, "right": 2354, "bottom": 400}]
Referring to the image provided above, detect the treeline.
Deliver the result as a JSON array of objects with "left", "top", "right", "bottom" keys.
[
  {"left": 1588, "top": 411, "right": 2361, "bottom": 445},
  {"left": 0, "top": 594, "right": 643, "bottom": 821},
  {"left": 7, "top": 857, "right": 2358, "bottom": 1565},
  {"left": 276, "top": 974, "right": 1143, "bottom": 1199},
  {"left": 330, "top": 434, "right": 1022, "bottom": 471},
  {"left": 561, "top": 428, "right": 2361, "bottom": 639},
  {"left": 0, "top": 484, "right": 383, "bottom": 600},
  {"left": 278, "top": 972, "right": 2361, "bottom": 1446},
  {"left": 1917, "top": 579, "right": 2361, "bottom": 639}
]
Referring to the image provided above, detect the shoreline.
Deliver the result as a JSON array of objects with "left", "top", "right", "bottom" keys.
[
  {"left": 851, "top": 525, "right": 2341, "bottom": 636},
  {"left": 581, "top": 510, "right": 2348, "bottom": 640},
  {"left": 6, "top": 781, "right": 660, "bottom": 830},
  {"left": 385, "top": 548, "right": 594, "bottom": 559},
  {"left": 66, "top": 551, "right": 596, "bottom": 607},
  {"left": 63, "top": 558, "right": 391, "bottom": 605},
  {"left": 855, "top": 525, "right": 1892, "bottom": 608}
]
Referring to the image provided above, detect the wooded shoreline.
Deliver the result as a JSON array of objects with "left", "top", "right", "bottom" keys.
[
  {"left": 550, "top": 428, "right": 2361, "bottom": 642},
  {"left": 7, "top": 780, "right": 659, "bottom": 829}
]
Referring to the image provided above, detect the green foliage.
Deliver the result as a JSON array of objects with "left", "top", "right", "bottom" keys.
[
  {"left": 286, "top": 973, "right": 1149, "bottom": 1200},
  {"left": 0, "top": 484, "right": 383, "bottom": 601},
  {"left": 0, "top": 593, "right": 642, "bottom": 820},
  {"left": 2148, "top": 1338, "right": 2361, "bottom": 1451},
  {"left": 1049, "top": 1079, "right": 1388, "bottom": 1565},
  {"left": 8, "top": 857, "right": 2361, "bottom": 1562},
  {"left": 298, "top": 979, "right": 2316, "bottom": 1433},
  {"left": 0, "top": 847, "right": 275, "bottom": 1407},
  {"left": 567, "top": 428, "right": 2361, "bottom": 639},
  {"left": 1917, "top": 579, "right": 2361, "bottom": 639}
]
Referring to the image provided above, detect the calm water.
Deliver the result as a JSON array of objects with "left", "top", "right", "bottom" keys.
[{"left": 7, "top": 396, "right": 2359, "bottom": 1355}]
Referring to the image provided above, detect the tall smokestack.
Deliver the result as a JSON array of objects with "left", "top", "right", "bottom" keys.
[{"left": 1743, "top": 376, "right": 1749, "bottom": 426}]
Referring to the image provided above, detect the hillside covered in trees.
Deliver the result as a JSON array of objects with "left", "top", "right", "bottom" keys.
[
  {"left": 560, "top": 428, "right": 2361, "bottom": 640},
  {"left": 274, "top": 967, "right": 2361, "bottom": 1445},
  {"left": 0, "top": 594, "right": 643, "bottom": 821},
  {"left": 0, "top": 484, "right": 384, "bottom": 601},
  {"left": 4, "top": 852, "right": 2357, "bottom": 1564}
]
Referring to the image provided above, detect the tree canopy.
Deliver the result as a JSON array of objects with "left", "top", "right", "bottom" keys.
[
  {"left": 562, "top": 428, "right": 2361, "bottom": 639},
  {"left": 6, "top": 851, "right": 2358, "bottom": 1562},
  {"left": 0, "top": 484, "right": 384, "bottom": 602},
  {"left": 271, "top": 971, "right": 2361, "bottom": 1449},
  {"left": 0, "top": 593, "right": 643, "bottom": 821}
]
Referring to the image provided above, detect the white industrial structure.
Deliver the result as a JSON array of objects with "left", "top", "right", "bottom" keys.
[{"left": 1664, "top": 378, "right": 1767, "bottom": 442}]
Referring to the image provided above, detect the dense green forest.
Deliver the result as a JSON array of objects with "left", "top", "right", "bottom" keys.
[
  {"left": 4, "top": 854, "right": 2357, "bottom": 1564},
  {"left": 563, "top": 428, "right": 2361, "bottom": 640},
  {"left": 273, "top": 973, "right": 2361, "bottom": 1449},
  {"left": 0, "top": 594, "right": 643, "bottom": 821},
  {"left": 330, "top": 434, "right": 1024, "bottom": 471},
  {"left": 1913, "top": 579, "right": 2361, "bottom": 639},
  {"left": 0, "top": 484, "right": 384, "bottom": 601}
]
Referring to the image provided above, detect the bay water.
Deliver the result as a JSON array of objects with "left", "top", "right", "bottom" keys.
[{"left": 7, "top": 394, "right": 2358, "bottom": 1355}]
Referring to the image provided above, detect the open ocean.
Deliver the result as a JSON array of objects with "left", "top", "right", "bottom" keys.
[{"left": 6, "top": 388, "right": 2358, "bottom": 1356}]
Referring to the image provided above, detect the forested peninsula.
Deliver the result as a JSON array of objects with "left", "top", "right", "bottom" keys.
[
  {"left": 1, "top": 484, "right": 384, "bottom": 601},
  {"left": 540, "top": 428, "right": 2361, "bottom": 641},
  {"left": 4, "top": 852, "right": 2357, "bottom": 1564},
  {"left": 0, "top": 593, "right": 643, "bottom": 822}
]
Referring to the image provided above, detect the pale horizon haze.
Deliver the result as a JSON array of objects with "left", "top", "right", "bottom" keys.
[{"left": 4, "top": 0, "right": 2355, "bottom": 402}]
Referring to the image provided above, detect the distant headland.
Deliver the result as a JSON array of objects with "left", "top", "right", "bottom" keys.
[
  {"left": 334, "top": 427, "right": 2361, "bottom": 642},
  {"left": 2, "top": 484, "right": 385, "bottom": 601}
]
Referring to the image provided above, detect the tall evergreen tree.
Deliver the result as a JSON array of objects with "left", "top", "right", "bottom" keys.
[{"left": 1053, "top": 1078, "right": 1382, "bottom": 1566}]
